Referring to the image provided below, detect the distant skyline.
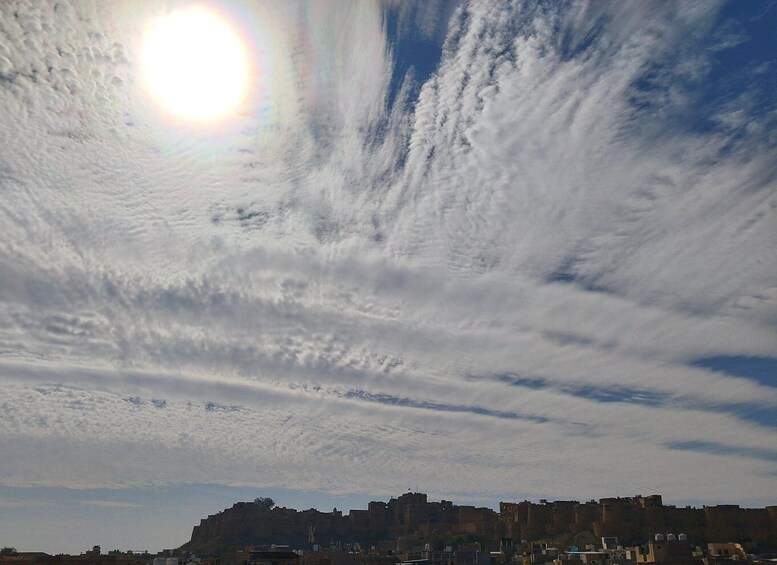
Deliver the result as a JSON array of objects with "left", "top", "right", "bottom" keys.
[
  {"left": 1, "top": 486, "right": 773, "bottom": 556},
  {"left": 1, "top": 0, "right": 776, "bottom": 557}
]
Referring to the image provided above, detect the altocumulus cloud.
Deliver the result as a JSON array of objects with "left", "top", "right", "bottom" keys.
[{"left": 0, "top": 0, "right": 775, "bottom": 507}]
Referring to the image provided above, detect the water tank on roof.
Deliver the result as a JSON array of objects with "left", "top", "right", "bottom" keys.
[
  {"left": 678, "top": 534, "right": 688, "bottom": 541},
  {"left": 655, "top": 534, "right": 664, "bottom": 541},
  {"left": 667, "top": 534, "right": 677, "bottom": 541}
]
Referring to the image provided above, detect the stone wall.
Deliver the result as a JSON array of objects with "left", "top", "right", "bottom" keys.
[{"left": 500, "top": 497, "right": 777, "bottom": 551}]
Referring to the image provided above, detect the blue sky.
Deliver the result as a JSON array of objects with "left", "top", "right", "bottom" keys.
[{"left": 0, "top": 0, "right": 776, "bottom": 555}]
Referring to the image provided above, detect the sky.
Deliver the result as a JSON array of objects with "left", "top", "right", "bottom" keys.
[{"left": 1, "top": 0, "right": 776, "bottom": 556}]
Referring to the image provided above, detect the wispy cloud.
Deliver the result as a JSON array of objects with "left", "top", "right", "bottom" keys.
[
  {"left": 79, "top": 500, "right": 145, "bottom": 509},
  {"left": 0, "top": 0, "right": 775, "bottom": 510},
  {"left": 665, "top": 441, "right": 777, "bottom": 463},
  {"left": 0, "top": 499, "right": 56, "bottom": 509}
]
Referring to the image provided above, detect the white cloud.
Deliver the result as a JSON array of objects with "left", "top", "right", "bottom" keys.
[{"left": 0, "top": 0, "right": 775, "bottom": 509}]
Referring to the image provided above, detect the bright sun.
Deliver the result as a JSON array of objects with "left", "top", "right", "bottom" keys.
[{"left": 143, "top": 7, "right": 249, "bottom": 122}]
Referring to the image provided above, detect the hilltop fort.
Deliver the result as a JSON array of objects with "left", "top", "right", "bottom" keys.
[{"left": 180, "top": 493, "right": 777, "bottom": 555}]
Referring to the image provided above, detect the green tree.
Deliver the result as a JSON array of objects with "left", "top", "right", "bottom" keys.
[
  {"left": 1, "top": 548, "right": 17, "bottom": 555},
  {"left": 429, "top": 534, "right": 446, "bottom": 552},
  {"left": 253, "top": 497, "right": 275, "bottom": 510},
  {"left": 450, "top": 533, "right": 487, "bottom": 550}
]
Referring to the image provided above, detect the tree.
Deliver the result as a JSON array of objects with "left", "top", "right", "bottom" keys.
[
  {"left": 450, "top": 533, "right": 487, "bottom": 550},
  {"left": 0, "top": 548, "right": 17, "bottom": 555},
  {"left": 429, "top": 534, "right": 446, "bottom": 552},
  {"left": 253, "top": 497, "right": 275, "bottom": 510}
]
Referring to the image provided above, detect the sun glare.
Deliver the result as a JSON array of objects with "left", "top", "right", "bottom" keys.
[{"left": 143, "top": 7, "right": 249, "bottom": 122}]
